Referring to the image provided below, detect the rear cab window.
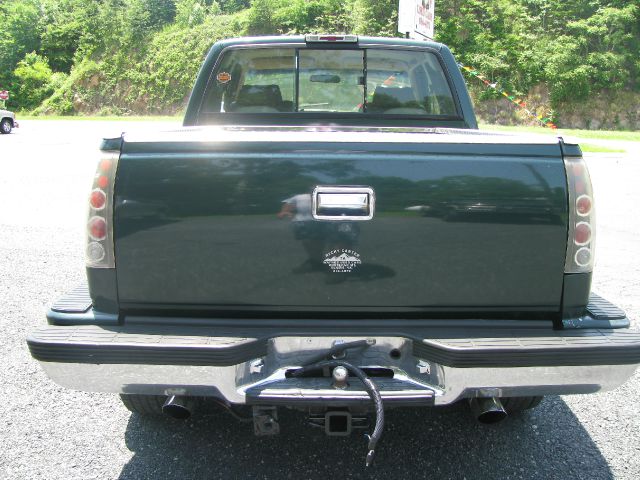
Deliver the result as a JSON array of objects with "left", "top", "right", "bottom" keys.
[{"left": 199, "top": 46, "right": 459, "bottom": 121}]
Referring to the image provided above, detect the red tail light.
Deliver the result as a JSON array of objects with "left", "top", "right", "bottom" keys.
[
  {"left": 90, "top": 189, "right": 106, "bottom": 210},
  {"left": 97, "top": 175, "right": 109, "bottom": 189},
  {"left": 574, "top": 222, "right": 591, "bottom": 246},
  {"left": 564, "top": 156, "right": 595, "bottom": 273},
  {"left": 88, "top": 216, "right": 107, "bottom": 241},
  {"left": 86, "top": 151, "right": 119, "bottom": 268},
  {"left": 576, "top": 195, "right": 592, "bottom": 216}
]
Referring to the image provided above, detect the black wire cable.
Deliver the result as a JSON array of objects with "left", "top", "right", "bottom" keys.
[{"left": 291, "top": 359, "right": 384, "bottom": 467}]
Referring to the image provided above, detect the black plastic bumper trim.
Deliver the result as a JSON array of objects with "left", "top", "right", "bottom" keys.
[
  {"left": 27, "top": 324, "right": 640, "bottom": 369},
  {"left": 413, "top": 329, "right": 640, "bottom": 367},
  {"left": 50, "top": 284, "right": 92, "bottom": 314},
  {"left": 586, "top": 293, "right": 627, "bottom": 320},
  {"left": 561, "top": 293, "right": 630, "bottom": 329},
  {"left": 27, "top": 326, "right": 267, "bottom": 367}
]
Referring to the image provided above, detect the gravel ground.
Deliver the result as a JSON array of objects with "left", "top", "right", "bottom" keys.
[{"left": 1, "top": 121, "right": 638, "bottom": 480}]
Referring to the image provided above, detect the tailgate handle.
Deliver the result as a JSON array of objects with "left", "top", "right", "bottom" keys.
[{"left": 312, "top": 186, "right": 375, "bottom": 221}]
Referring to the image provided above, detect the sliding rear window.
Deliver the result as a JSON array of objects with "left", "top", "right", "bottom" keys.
[{"left": 200, "top": 47, "right": 458, "bottom": 119}]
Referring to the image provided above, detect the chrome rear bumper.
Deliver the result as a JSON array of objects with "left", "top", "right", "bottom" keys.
[{"left": 29, "top": 327, "right": 640, "bottom": 406}]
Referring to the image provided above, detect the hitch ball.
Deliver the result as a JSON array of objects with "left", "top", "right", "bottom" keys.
[{"left": 332, "top": 366, "right": 349, "bottom": 389}]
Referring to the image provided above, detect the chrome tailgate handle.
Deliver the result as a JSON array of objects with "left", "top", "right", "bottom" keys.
[{"left": 312, "top": 186, "right": 375, "bottom": 220}]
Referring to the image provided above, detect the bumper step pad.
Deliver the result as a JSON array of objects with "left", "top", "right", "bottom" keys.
[
  {"left": 50, "top": 284, "right": 92, "bottom": 314},
  {"left": 27, "top": 325, "right": 267, "bottom": 367},
  {"left": 587, "top": 293, "right": 627, "bottom": 320},
  {"left": 414, "top": 329, "right": 640, "bottom": 368}
]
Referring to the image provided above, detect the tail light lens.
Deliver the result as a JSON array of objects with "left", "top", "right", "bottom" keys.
[
  {"left": 86, "top": 151, "right": 119, "bottom": 268},
  {"left": 564, "top": 156, "right": 595, "bottom": 273},
  {"left": 89, "top": 189, "right": 106, "bottom": 210}
]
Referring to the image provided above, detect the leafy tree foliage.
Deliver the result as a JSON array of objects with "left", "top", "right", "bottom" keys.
[
  {"left": 0, "top": 0, "right": 636, "bottom": 126},
  {"left": 12, "top": 52, "right": 55, "bottom": 109},
  {"left": 218, "top": 0, "right": 250, "bottom": 14},
  {"left": 436, "top": 0, "right": 639, "bottom": 104},
  {"left": 126, "top": 0, "right": 177, "bottom": 40},
  {"left": 175, "top": 0, "right": 218, "bottom": 27},
  {"left": 0, "top": 0, "right": 42, "bottom": 92}
]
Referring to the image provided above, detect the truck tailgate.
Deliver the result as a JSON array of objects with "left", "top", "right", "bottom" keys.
[{"left": 113, "top": 127, "right": 567, "bottom": 314}]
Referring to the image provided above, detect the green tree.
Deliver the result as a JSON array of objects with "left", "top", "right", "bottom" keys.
[
  {"left": 39, "top": 0, "right": 98, "bottom": 72},
  {"left": 542, "top": 4, "right": 639, "bottom": 102},
  {"left": 12, "top": 52, "right": 55, "bottom": 110},
  {"left": 350, "top": 0, "right": 397, "bottom": 36},
  {"left": 246, "top": 0, "right": 275, "bottom": 35},
  {"left": 126, "top": 0, "right": 177, "bottom": 40},
  {"left": 0, "top": 0, "right": 43, "bottom": 91},
  {"left": 218, "top": 0, "right": 250, "bottom": 13},
  {"left": 176, "top": 0, "right": 218, "bottom": 26}
]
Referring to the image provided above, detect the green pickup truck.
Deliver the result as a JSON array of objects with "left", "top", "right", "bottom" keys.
[{"left": 27, "top": 35, "right": 639, "bottom": 465}]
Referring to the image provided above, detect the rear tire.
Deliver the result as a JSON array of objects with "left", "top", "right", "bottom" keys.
[
  {"left": 120, "top": 394, "right": 166, "bottom": 415},
  {"left": 501, "top": 396, "right": 543, "bottom": 414},
  {"left": 0, "top": 119, "right": 12, "bottom": 134}
]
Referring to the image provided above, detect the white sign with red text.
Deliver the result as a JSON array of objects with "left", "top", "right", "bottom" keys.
[
  {"left": 398, "top": 0, "right": 435, "bottom": 40},
  {"left": 0, "top": 90, "right": 9, "bottom": 101}
]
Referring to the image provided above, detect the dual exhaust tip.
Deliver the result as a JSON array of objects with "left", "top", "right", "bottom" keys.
[
  {"left": 468, "top": 397, "right": 508, "bottom": 424},
  {"left": 162, "top": 395, "right": 194, "bottom": 420}
]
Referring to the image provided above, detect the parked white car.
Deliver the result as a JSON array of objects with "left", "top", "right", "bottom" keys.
[{"left": 0, "top": 109, "right": 18, "bottom": 134}]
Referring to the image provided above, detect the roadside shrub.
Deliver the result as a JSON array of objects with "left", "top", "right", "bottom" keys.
[
  {"left": 12, "top": 52, "right": 55, "bottom": 110},
  {"left": 37, "top": 13, "right": 242, "bottom": 115},
  {"left": 123, "top": 14, "right": 242, "bottom": 113},
  {"left": 175, "top": 0, "right": 219, "bottom": 27},
  {"left": 36, "top": 59, "right": 101, "bottom": 114},
  {"left": 0, "top": 0, "right": 43, "bottom": 92}
]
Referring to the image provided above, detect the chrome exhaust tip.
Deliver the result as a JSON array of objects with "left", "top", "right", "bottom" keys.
[
  {"left": 162, "top": 395, "right": 194, "bottom": 420},
  {"left": 469, "top": 397, "right": 507, "bottom": 424}
]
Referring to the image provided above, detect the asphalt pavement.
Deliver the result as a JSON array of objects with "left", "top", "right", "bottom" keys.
[{"left": 1, "top": 120, "right": 638, "bottom": 479}]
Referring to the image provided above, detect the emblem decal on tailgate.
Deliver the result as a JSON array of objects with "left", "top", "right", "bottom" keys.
[{"left": 323, "top": 249, "right": 361, "bottom": 273}]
